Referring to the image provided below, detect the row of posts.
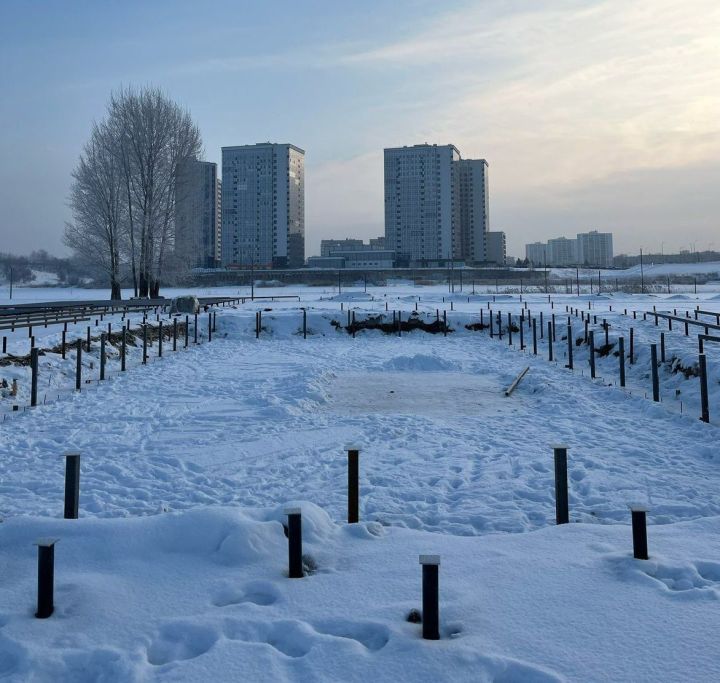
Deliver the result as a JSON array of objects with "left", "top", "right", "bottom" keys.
[
  {"left": 28, "top": 311, "right": 217, "bottom": 408},
  {"left": 35, "top": 445, "right": 650, "bottom": 641},
  {"left": 488, "top": 307, "right": 711, "bottom": 424}
]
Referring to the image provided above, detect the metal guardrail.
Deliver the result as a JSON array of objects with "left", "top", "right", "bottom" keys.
[
  {"left": 695, "top": 309, "right": 720, "bottom": 324},
  {"left": 699, "top": 335, "right": 720, "bottom": 353},
  {"left": 647, "top": 311, "right": 720, "bottom": 335}
]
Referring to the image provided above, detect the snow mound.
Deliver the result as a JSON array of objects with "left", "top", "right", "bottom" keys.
[
  {"left": 381, "top": 354, "right": 460, "bottom": 372},
  {"left": 667, "top": 294, "right": 690, "bottom": 300},
  {"left": 327, "top": 292, "right": 373, "bottom": 302}
]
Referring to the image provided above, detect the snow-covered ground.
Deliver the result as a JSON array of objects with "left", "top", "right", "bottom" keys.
[
  {"left": 549, "top": 260, "right": 720, "bottom": 281},
  {"left": 1, "top": 285, "right": 720, "bottom": 681}
]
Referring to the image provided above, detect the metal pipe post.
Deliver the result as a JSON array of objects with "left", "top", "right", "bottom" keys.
[
  {"left": 554, "top": 446, "right": 569, "bottom": 524},
  {"left": 420, "top": 555, "right": 440, "bottom": 640}
]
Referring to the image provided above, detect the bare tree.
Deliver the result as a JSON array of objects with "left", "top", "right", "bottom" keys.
[
  {"left": 65, "top": 121, "right": 124, "bottom": 299},
  {"left": 66, "top": 86, "right": 202, "bottom": 298},
  {"left": 108, "top": 87, "right": 202, "bottom": 297}
]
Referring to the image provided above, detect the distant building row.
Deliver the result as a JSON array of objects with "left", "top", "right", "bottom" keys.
[
  {"left": 175, "top": 141, "right": 508, "bottom": 272},
  {"left": 525, "top": 231, "right": 614, "bottom": 268}
]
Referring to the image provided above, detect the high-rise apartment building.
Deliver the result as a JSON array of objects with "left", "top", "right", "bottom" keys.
[
  {"left": 175, "top": 158, "right": 221, "bottom": 269},
  {"left": 547, "top": 237, "right": 577, "bottom": 266},
  {"left": 384, "top": 144, "right": 490, "bottom": 265},
  {"left": 525, "top": 242, "right": 547, "bottom": 265},
  {"left": 221, "top": 143, "right": 305, "bottom": 268},
  {"left": 577, "top": 231, "right": 613, "bottom": 267},
  {"left": 384, "top": 144, "right": 460, "bottom": 264},
  {"left": 214, "top": 178, "right": 222, "bottom": 265},
  {"left": 456, "top": 159, "right": 489, "bottom": 262}
]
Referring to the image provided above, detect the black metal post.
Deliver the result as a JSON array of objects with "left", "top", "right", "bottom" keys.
[
  {"left": 61, "top": 331, "right": 66, "bottom": 359},
  {"left": 567, "top": 324, "right": 573, "bottom": 369},
  {"left": 173, "top": 318, "right": 178, "bottom": 351},
  {"left": 629, "top": 327, "right": 634, "bottom": 365},
  {"left": 660, "top": 332, "right": 665, "bottom": 363},
  {"left": 303, "top": 309, "right": 307, "bottom": 339},
  {"left": 533, "top": 318, "right": 537, "bottom": 355},
  {"left": 30, "top": 347, "right": 39, "bottom": 407},
  {"left": 194, "top": 313, "right": 199, "bottom": 344},
  {"left": 699, "top": 353, "right": 710, "bottom": 423},
  {"left": 589, "top": 331, "right": 596, "bottom": 379},
  {"left": 286, "top": 508, "right": 303, "bottom": 578},
  {"left": 508, "top": 312, "right": 512, "bottom": 346},
  {"left": 100, "top": 333, "right": 106, "bottom": 380},
  {"left": 631, "top": 508, "right": 649, "bottom": 560},
  {"left": 651, "top": 344, "right": 660, "bottom": 402},
  {"left": 121, "top": 328, "right": 126, "bottom": 371},
  {"left": 35, "top": 540, "right": 58, "bottom": 619},
  {"left": 619, "top": 337, "right": 626, "bottom": 387},
  {"left": 185, "top": 315, "right": 189, "bottom": 348},
  {"left": 207, "top": 313, "right": 212, "bottom": 343},
  {"left": 548, "top": 321, "right": 553, "bottom": 361},
  {"left": 554, "top": 446, "right": 569, "bottom": 524},
  {"left": 142, "top": 324, "right": 148, "bottom": 364},
  {"left": 86, "top": 326, "right": 91, "bottom": 352},
  {"left": 64, "top": 453, "right": 80, "bottom": 519},
  {"left": 348, "top": 449, "right": 359, "bottom": 523},
  {"left": 420, "top": 555, "right": 440, "bottom": 640},
  {"left": 75, "top": 340, "right": 82, "bottom": 391},
  {"left": 158, "top": 321, "right": 163, "bottom": 357}
]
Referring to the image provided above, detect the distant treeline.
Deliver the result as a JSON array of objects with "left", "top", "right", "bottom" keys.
[
  {"left": 0, "top": 250, "right": 88, "bottom": 286},
  {"left": 614, "top": 250, "right": 720, "bottom": 268}
]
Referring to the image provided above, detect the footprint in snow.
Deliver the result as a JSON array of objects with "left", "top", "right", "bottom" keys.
[{"left": 211, "top": 579, "right": 281, "bottom": 608}]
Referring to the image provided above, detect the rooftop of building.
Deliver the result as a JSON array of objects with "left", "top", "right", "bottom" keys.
[
  {"left": 384, "top": 143, "right": 461, "bottom": 156},
  {"left": 222, "top": 142, "right": 305, "bottom": 154}
]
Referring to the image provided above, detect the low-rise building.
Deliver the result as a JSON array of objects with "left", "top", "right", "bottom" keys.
[{"left": 485, "top": 231, "right": 506, "bottom": 265}]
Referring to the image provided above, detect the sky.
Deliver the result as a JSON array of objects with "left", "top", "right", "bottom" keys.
[{"left": 1, "top": 0, "right": 719, "bottom": 260}]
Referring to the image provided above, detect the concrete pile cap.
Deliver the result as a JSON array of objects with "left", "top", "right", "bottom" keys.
[
  {"left": 34, "top": 538, "right": 59, "bottom": 547},
  {"left": 419, "top": 554, "right": 440, "bottom": 566}
]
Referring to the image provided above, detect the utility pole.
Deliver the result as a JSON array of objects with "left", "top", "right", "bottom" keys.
[{"left": 640, "top": 248, "right": 645, "bottom": 294}]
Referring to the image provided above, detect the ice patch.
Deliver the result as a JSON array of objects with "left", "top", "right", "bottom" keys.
[
  {"left": 381, "top": 354, "right": 460, "bottom": 372},
  {"left": 326, "top": 370, "right": 518, "bottom": 418}
]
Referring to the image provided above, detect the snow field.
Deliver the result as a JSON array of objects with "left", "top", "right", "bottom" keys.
[
  {"left": 3, "top": 506, "right": 720, "bottom": 681},
  {"left": 2, "top": 286, "right": 720, "bottom": 680}
]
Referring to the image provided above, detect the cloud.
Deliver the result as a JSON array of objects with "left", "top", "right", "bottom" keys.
[{"left": 328, "top": 0, "right": 720, "bottom": 253}]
